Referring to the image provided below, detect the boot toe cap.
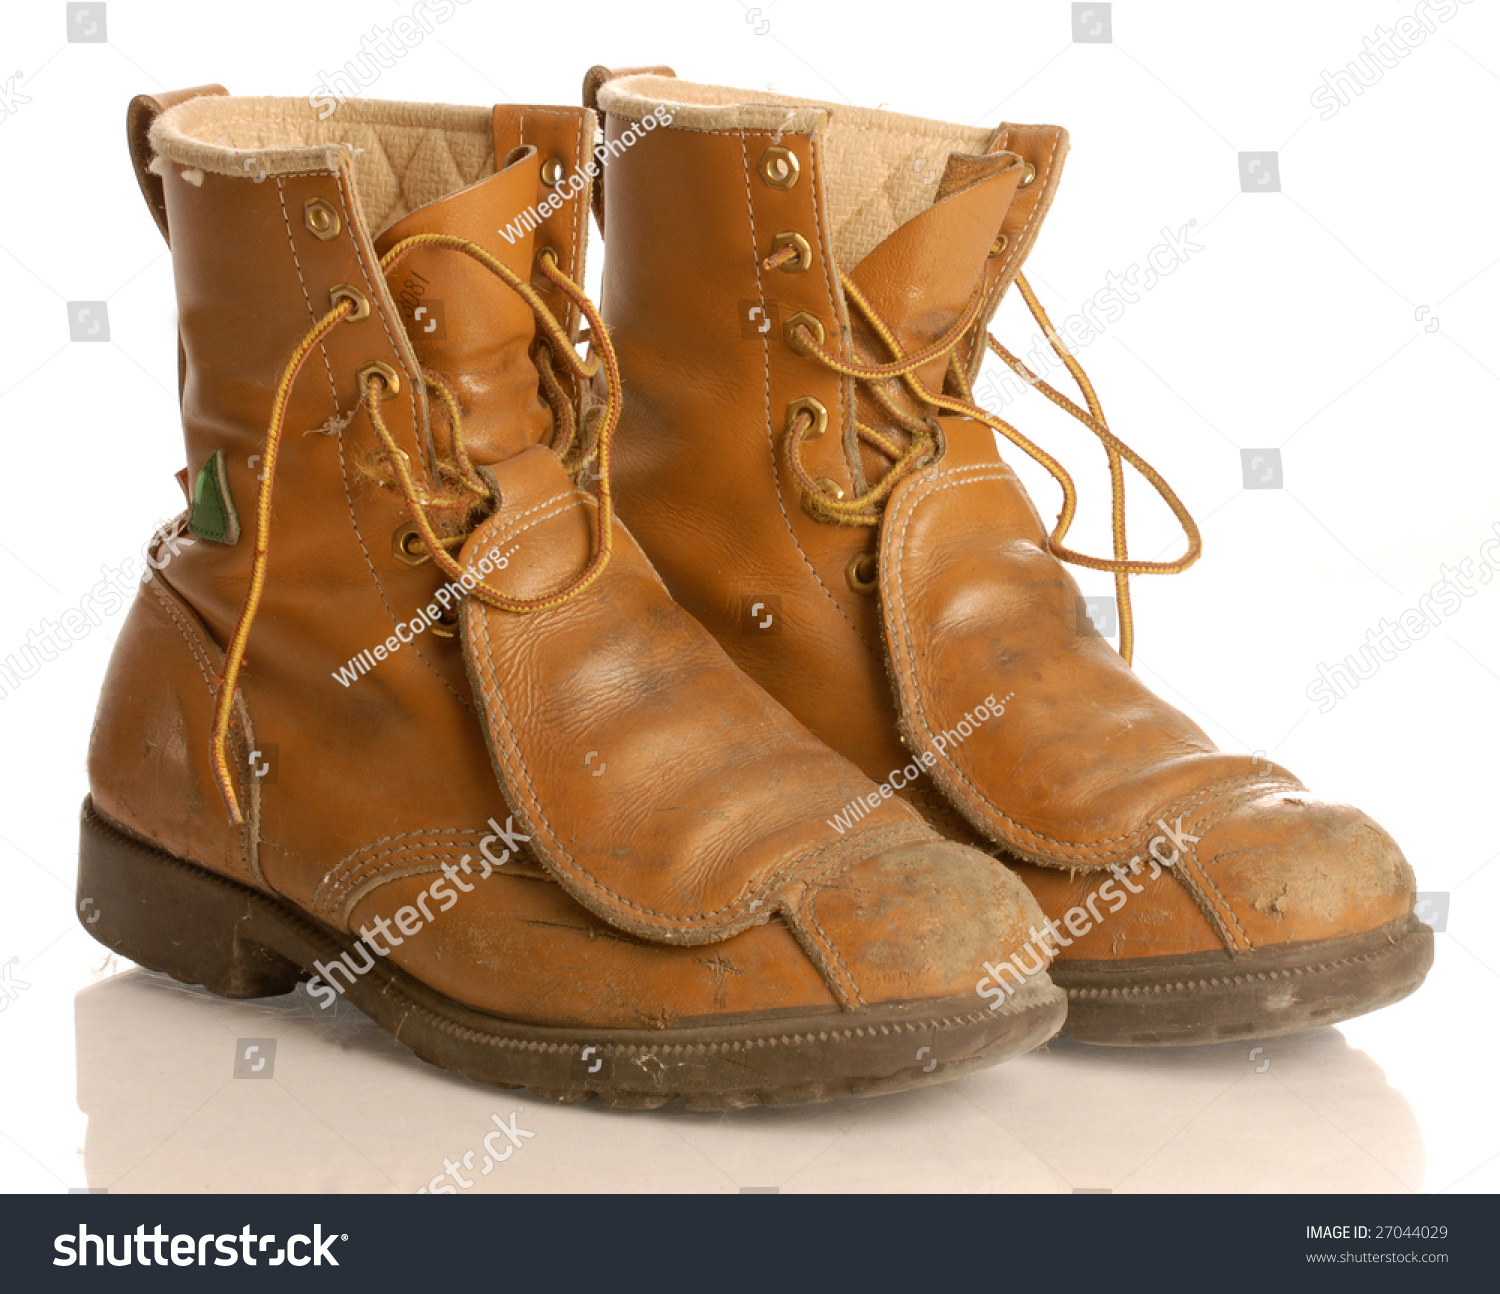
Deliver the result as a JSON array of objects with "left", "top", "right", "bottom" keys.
[
  {"left": 798, "top": 839, "right": 1051, "bottom": 1007},
  {"left": 1198, "top": 791, "right": 1417, "bottom": 949}
]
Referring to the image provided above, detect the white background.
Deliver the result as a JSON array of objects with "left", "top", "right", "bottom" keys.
[{"left": 0, "top": 0, "right": 1496, "bottom": 1192}]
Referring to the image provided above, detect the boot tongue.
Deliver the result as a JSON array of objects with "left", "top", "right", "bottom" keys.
[
  {"left": 844, "top": 150, "right": 1021, "bottom": 469},
  {"left": 374, "top": 149, "right": 551, "bottom": 467}
]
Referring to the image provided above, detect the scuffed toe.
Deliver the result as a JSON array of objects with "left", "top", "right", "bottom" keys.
[
  {"left": 1198, "top": 791, "right": 1416, "bottom": 950},
  {"left": 788, "top": 840, "right": 1051, "bottom": 1007}
]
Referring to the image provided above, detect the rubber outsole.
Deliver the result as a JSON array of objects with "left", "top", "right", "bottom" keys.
[
  {"left": 77, "top": 797, "right": 1067, "bottom": 1109},
  {"left": 1051, "top": 913, "right": 1434, "bottom": 1045}
]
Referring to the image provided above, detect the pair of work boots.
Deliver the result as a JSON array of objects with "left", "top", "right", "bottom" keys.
[{"left": 79, "top": 69, "right": 1431, "bottom": 1109}]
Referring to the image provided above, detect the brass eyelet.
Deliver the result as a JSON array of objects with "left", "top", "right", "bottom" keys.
[
  {"left": 540, "top": 156, "right": 566, "bottom": 187},
  {"left": 785, "top": 396, "right": 828, "bottom": 440},
  {"left": 770, "top": 231, "right": 812, "bottom": 273},
  {"left": 813, "top": 477, "right": 846, "bottom": 501},
  {"left": 758, "top": 146, "right": 800, "bottom": 189},
  {"left": 988, "top": 234, "right": 1009, "bottom": 258},
  {"left": 356, "top": 360, "right": 402, "bottom": 399},
  {"left": 845, "top": 551, "right": 879, "bottom": 596},
  {"left": 784, "top": 311, "right": 824, "bottom": 354},
  {"left": 430, "top": 605, "right": 460, "bottom": 639},
  {"left": 392, "top": 522, "right": 430, "bottom": 566},
  {"left": 330, "top": 283, "right": 370, "bottom": 320},
  {"left": 304, "top": 197, "right": 341, "bottom": 240},
  {"left": 1018, "top": 161, "right": 1037, "bottom": 188}
]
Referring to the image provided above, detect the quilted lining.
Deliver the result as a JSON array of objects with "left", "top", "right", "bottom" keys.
[
  {"left": 150, "top": 95, "right": 496, "bottom": 233},
  {"left": 596, "top": 75, "right": 996, "bottom": 268}
]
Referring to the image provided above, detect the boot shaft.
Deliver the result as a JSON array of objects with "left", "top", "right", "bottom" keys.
[
  {"left": 92, "top": 91, "right": 601, "bottom": 897},
  {"left": 592, "top": 72, "right": 1066, "bottom": 826},
  {"left": 152, "top": 94, "right": 597, "bottom": 651}
]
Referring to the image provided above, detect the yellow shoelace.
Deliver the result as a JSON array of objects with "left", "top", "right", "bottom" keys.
[
  {"left": 209, "top": 235, "right": 618, "bottom": 822},
  {"left": 782, "top": 261, "right": 1202, "bottom": 666}
]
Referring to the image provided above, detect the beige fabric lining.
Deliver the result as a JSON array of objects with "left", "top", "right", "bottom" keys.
[
  {"left": 150, "top": 96, "right": 497, "bottom": 233},
  {"left": 597, "top": 75, "right": 996, "bottom": 268}
]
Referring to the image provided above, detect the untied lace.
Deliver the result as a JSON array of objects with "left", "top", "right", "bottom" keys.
[
  {"left": 779, "top": 253, "right": 1202, "bottom": 667},
  {"left": 208, "top": 235, "right": 619, "bottom": 823}
]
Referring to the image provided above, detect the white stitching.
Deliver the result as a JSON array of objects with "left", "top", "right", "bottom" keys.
[
  {"left": 881, "top": 463, "right": 1297, "bottom": 865},
  {"left": 325, "top": 163, "right": 470, "bottom": 708},
  {"left": 738, "top": 131, "right": 871, "bottom": 649},
  {"left": 465, "top": 496, "right": 925, "bottom": 931},
  {"left": 274, "top": 176, "right": 340, "bottom": 403}
]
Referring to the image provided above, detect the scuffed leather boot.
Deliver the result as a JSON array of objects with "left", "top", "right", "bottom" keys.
[
  {"left": 78, "top": 88, "right": 1067, "bottom": 1108},
  {"left": 586, "top": 69, "right": 1433, "bottom": 1044}
]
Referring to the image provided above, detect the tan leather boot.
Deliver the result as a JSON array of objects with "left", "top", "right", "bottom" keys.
[
  {"left": 587, "top": 69, "right": 1433, "bottom": 1045},
  {"left": 79, "top": 88, "right": 1065, "bottom": 1109}
]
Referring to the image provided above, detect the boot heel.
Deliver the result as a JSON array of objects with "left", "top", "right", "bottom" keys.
[{"left": 77, "top": 797, "right": 304, "bottom": 999}]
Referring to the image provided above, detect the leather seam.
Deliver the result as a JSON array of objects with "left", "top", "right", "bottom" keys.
[
  {"left": 331, "top": 846, "right": 501, "bottom": 926},
  {"left": 329, "top": 839, "right": 485, "bottom": 900},
  {"left": 145, "top": 576, "right": 263, "bottom": 887},
  {"left": 516, "top": 106, "right": 589, "bottom": 328},
  {"left": 796, "top": 891, "right": 867, "bottom": 1008},
  {"left": 883, "top": 465, "right": 1296, "bottom": 866},
  {"left": 146, "top": 576, "right": 216, "bottom": 692},
  {"left": 1174, "top": 783, "right": 1284, "bottom": 952},
  {"left": 779, "top": 820, "right": 942, "bottom": 1010},
  {"left": 328, "top": 161, "right": 471, "bottom": 709},
  {"left": 315, "top": 826, "right": 480, "bottom": 915},
  {"left": 321, "top": 164, "right": 468, "bottom": 707},
  {"left": 775, "top": 822, "right": 932, "bottom": 1009},
  {"left": 738, "top": 129, "right": 872, "bottom": 652},
  {"left": 965, "top": 126, "right": 1063, "bottom": 375},
  {"left": 336, "top": 861, "right": 547, "bottom": 925},
  {"left": 274, "top": 175, "right": 341, "bottom": 403},
  {"left": 1163, "top": 857, "right": 1245, "bottom": 955},
  {"left": 332, "top": 162, "right": 424, "bottom": 467},
  {"left": 803, "top": 127, "right": 854, "bottom": 487},
  {"left": 477, "top": 487, "right": 579, "bottom": 549},
  {"left": 467, "top": 525, "right": 922, "bottom": 931}
]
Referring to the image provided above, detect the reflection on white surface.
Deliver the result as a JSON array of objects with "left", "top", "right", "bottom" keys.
[{"left": 75, "top": 970, "right": 1424, "bottom": 1193}]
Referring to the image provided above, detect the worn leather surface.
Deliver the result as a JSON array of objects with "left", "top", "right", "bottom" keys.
[
  {"left": 597, "top": 94, "right": 1069, "bottom": 842},
  {"left": 89, "top": 567, "right": 260, "bottom": 887},
  {"left": 881, "top": 424, "right": 1414, "bottom": 951},
  {"left": 490, "top": 105, "right": 597, "bottom": 337},
  {"left": 86, "top": 92, "right": 1052, "bottom": 1029},
  {"left": 375, "top": 153, "right": 553, "bottom": 466},
  {"left": 595, "top": 75, "right": 1416, "bottom": 963},
  {"left": 597, "top": 113, "right": 945, "bottom": 828},
  {"left": 461, "top": 445, "right": 927, "bottom": 943}
]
